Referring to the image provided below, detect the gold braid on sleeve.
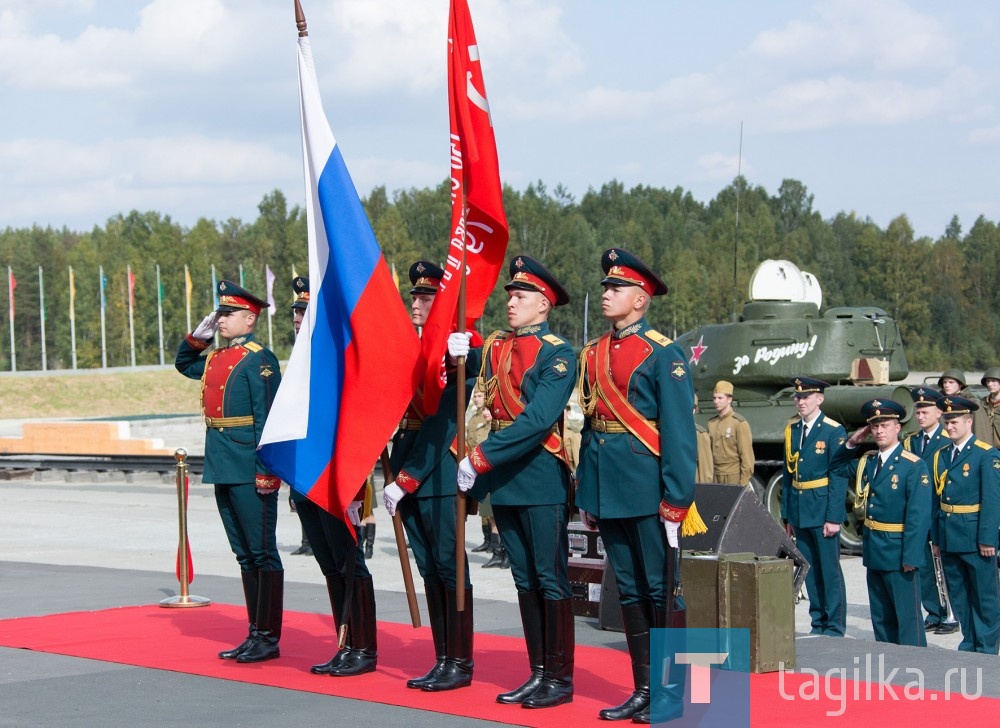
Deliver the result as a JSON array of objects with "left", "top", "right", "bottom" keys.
[{"left": 478, "top": 330, "right": 503, "bottom": 408}]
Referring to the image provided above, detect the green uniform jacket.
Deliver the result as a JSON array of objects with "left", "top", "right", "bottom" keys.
[
  {"left": 781, "top": 413, "right": 848, "bottom": 528},
  {"left": 175, "top": 332, "right": 281, "bottom": 485},
  {"left": 467, "top": 324, "right": 574, "bottom": 506},
  {"left": 707, "top": 410, "right": 755, "bottom": 484},
  {"left": 391, "top": 352, "right": 481, "bottom": 499},
  {"left": 575, "top": 318, "right": 697, "bottom": 519},
  {"left": 931, "top": 438, "right": 1000, "bottom": 553},
  {"left": 830, "top": 442, "right": 931, "bottom": 570}
]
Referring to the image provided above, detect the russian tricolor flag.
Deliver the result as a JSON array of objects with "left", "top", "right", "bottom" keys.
[{"left": 258, "top": 31, "right": 419, "bottom": 525}]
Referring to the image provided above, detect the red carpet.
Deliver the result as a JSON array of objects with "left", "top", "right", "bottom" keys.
[{"left": 0, "top": 605, "right": 994, "bottom": 726}]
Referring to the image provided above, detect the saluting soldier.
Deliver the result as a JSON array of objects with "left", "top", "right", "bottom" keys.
[
  {"left": 831, "top": 399, "right": 931, "bottom": 646},
  {"left": 930, "top": 396, "right": 1000, "bottom": 654},
  {"left": 781, "top": 377, "right": 849, "bottom": 636},
  {"left": 707, "top": 380, "right": 755, "bottom": 486},
  {"left": 382, "top": 261, "right": 478, "bottom": 692},
  {"left": 458, "top": 255, "right": 576, "bottom": 710},
  {"left": 576, "top": 248, "right": 697, "bottom": 723},
  {"left": 175, "top": 280, "right": 284, "bottom": 663},
  {"left": 902, "top": 387, "right": 958, "bottom": 634},
  {"left": 285, "top": 277, "right": 376, "bottom": 677}
]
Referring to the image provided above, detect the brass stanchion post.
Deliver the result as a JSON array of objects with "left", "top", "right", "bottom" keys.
[{"left": 160, "top": 448, "right": 211, "bottom": 608}]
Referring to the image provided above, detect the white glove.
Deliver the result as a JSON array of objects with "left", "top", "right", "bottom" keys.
[
  {"left": 662, "top": 519, "right": 680, "bottom": 548},
  {"left": 383, "top": 482, "right": 406, "bottom": 517},
  {"left": 457, "top": 456, "right": 477, "bottom": 492},
  {"left": 447, "top": 331, "right": 472, "bottom": 359},
  {"left": 192, "top": 312, "right": 219, "bottom": 340},
  {"left": 346, "top": 500, "right": 362, "bottom": 526},
  {"left": 580, "top": 510, "right": 598, "bottom": 531}
]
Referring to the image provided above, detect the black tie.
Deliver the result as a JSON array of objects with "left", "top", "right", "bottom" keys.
[
  {"left": 951, "top": 446, "right": 959, "bottom": 463},
  {"left": 922, "top": 433, "right": 930, "bottom": 454},
  {"left": 874, "top": 457, "right": 882, "bottom": 479}
]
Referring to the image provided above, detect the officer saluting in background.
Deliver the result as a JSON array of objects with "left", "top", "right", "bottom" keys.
[
  {"left": 930, "top": 395, "right": 1000, "bottom": 654},
  {"left": 781, "top": 377, "right": 848, "bottom": 637},
  {"left": 458, "top": 255, "right": 577, "bottom": 710},
  {"left": 175, "top": 280, "right": 283, "bottom": 663},
  {"left": 831, "top": 398, "right": 931, "bottom": 646}
]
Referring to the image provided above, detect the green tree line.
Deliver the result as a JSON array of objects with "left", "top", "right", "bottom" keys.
[{"left": 1, "top": 178, "right": 997, "bottom": 372}]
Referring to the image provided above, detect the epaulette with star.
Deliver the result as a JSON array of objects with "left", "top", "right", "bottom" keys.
[{"left": 542, "top": 333, "right": 565, "bottom": 346}]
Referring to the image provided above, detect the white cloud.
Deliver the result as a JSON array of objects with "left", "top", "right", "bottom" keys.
[
  {"left": 967, "top": 125, "right": 1000, "bottom": 144},
  {"left": 693, "top": 153, "right": 749, "bottom": 183},
  {"left": 0, "top": 135, "right": 298, "bottom": 224},
  {"left": 0, "top": 0, "right": 265, "bottom": 90},
  {"left": 748, "top": 0, "right": 956, "bottom": 72}
]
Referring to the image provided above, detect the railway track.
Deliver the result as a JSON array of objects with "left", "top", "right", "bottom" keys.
[{"left": 0, "top": 453, "right": 204, "bottom": 476}]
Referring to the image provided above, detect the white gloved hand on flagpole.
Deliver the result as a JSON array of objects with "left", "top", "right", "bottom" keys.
[
  {"left": 447, "top": 331, "right": 472, "bottom": 359},
  {"left": 661, "top": 518, "right": 680, "bottom": 548},
  {"left": 383, "top": 482, "right": 406, "bottom": 517},
  {"left": 346, "top": 500, "right": 363, "bottom": 526},
  {"left": 457, "top": 456, "right": 477, "bottom": 492},
  {"left": 192, "top": 312, "right": 219, "bottom": 340}
]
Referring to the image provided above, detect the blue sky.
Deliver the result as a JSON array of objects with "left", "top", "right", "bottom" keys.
[{"left": 1, "top": 0, "right": 997, "bottom": 239}]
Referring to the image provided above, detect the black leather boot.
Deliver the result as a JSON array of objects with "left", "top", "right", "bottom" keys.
[
  {"left": 497, "top": 590, "right": 545, "bottom": 704},
  {"left": 634, "top": 558, "right": 686, "bottom": 724},
  {"left": 364, "top": 523, "right": 376, "bottom": 559},
  {"left": 219, "top": 570, "right": 260, "bottom": 659},
  {"left": 472, "top": 523, "right": 492, "bottom": 552},
  {"left": 522, "top": 598, "right": 574, "bottom": 708},
  {"left": 483, "top": 533, "right": 507, "bottom": 568},
  {"left": 291, "top": 525, "right": 312, "bottom": 555},
  {"left": 329, "top": 575, "right": 378, "bottom": 676},
  {"left": 422, "top": 587, "right": 473, "bottom": 691},
  {"left": 311, "top": 574, "right": 348, "bottom": 674},
  {"left": 600, "top": 603, "right": 652, "bottom": 720},
  {"left": 407, "top": 581, "right": 448, "bottom": 688},
  {"left": 237, "top": 569, "right": 283, "bottom": 663}
]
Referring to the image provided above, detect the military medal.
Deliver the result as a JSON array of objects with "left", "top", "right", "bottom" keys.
[
  {"left": 891, "top": 474, "right": 899, "bottom": 490},
  {"left": 815, "top": 441, "right": 826, "bottom": 454},
  {"left": 963, "top": 463, "right": 970, "bottom": 477}
]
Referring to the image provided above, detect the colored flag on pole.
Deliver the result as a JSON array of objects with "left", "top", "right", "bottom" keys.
[
  {"left": 99, "top": 268, "right": 106, "bottom": 311},
  {"left": 185, "top": 266, "right": 193, "bottom": 308},
  {"left": 69, "top": 266, "right": 76, "bottom": 322},
  {"left": 211, "top": 265, "right": 219, "bottom": 309},
  {"left": 258, "top": 28, "right": 420, "bottom": 523},
  {"left": 265, "top": 265, "right": 276, "bottom": 309},
  {"left": 128, "top": 267, "right": 136, "bottom": 309},
  {"left": 8, "top": 268, "right": 16, "bottom": 318},
  {"left": 418, "top": 0, "right": 509, "bottom": 415}
]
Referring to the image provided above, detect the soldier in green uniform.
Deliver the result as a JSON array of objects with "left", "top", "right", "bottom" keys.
[
  {"left": 781, "top": 377, "right": 848, "bottom": 636},
  {"left": 284, "top": 277, "right": 377, "bottom": 677},
  {"left": 382, "top": 261, "right": 477, "bottom": 692},
  {"left": 288, "top": 277, "right": 314, "bottom": 557},
  {"left": 902, "top": 387, "right": 958, "bottom": 634},
  {"left": 831, "top": 399, "right": 931, "bottom": 646},
  {"left": 576, "top": 248, "right": 697, "bottom": 723},
  {"left": 707, "top": 380, "right": 755, "bottom": 486},
  {"left": 930, "top": 395, "right": 1000, "bottom": 653},
  {"left": 975, "top": 368, "right": 1000, "bottom": 448},
  {"left": 175, "top": 280, "right": 283, "bottom": 663},
  {"left": 458, "top": 255, "right": 576, "bottom": 710}
]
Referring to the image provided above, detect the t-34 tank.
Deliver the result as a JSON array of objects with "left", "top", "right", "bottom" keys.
[{"left": 675, "top": 260, "right": 913, "bottom": 554}]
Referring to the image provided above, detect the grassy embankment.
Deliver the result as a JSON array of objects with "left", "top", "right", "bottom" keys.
[{"left": 1, "top": 369, "right": 202, "bottom": 420}]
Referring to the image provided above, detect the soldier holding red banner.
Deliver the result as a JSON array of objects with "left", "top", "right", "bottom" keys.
[{"left": 458, "top": 255, "right": 577, "bottom": 710}]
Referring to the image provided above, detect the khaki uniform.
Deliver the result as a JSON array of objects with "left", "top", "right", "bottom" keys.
[
  {"left": 695, "top": 424, "right": 713, "bottom": 483},
  {"left": 975, "top": 397, "right": 1000, "bottom": 448},
  {"left": 707, "top": 410, "right": 755, "bottom": 485},
  {"left": 563, "top": 427, "right": 582, "bottom": 475}
]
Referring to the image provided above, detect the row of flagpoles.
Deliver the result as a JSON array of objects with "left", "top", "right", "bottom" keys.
[{"left": 3, "top": 262, "right": 297, "bottom": 373}]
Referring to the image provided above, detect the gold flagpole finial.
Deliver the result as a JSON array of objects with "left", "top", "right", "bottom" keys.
[{"left": 294, "top": 0, "right": 308, "bottom": 37}]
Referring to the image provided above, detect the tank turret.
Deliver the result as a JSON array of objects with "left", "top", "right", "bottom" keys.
[{"left": 676, "top": 260, "right": 912, "bottom": 554}]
